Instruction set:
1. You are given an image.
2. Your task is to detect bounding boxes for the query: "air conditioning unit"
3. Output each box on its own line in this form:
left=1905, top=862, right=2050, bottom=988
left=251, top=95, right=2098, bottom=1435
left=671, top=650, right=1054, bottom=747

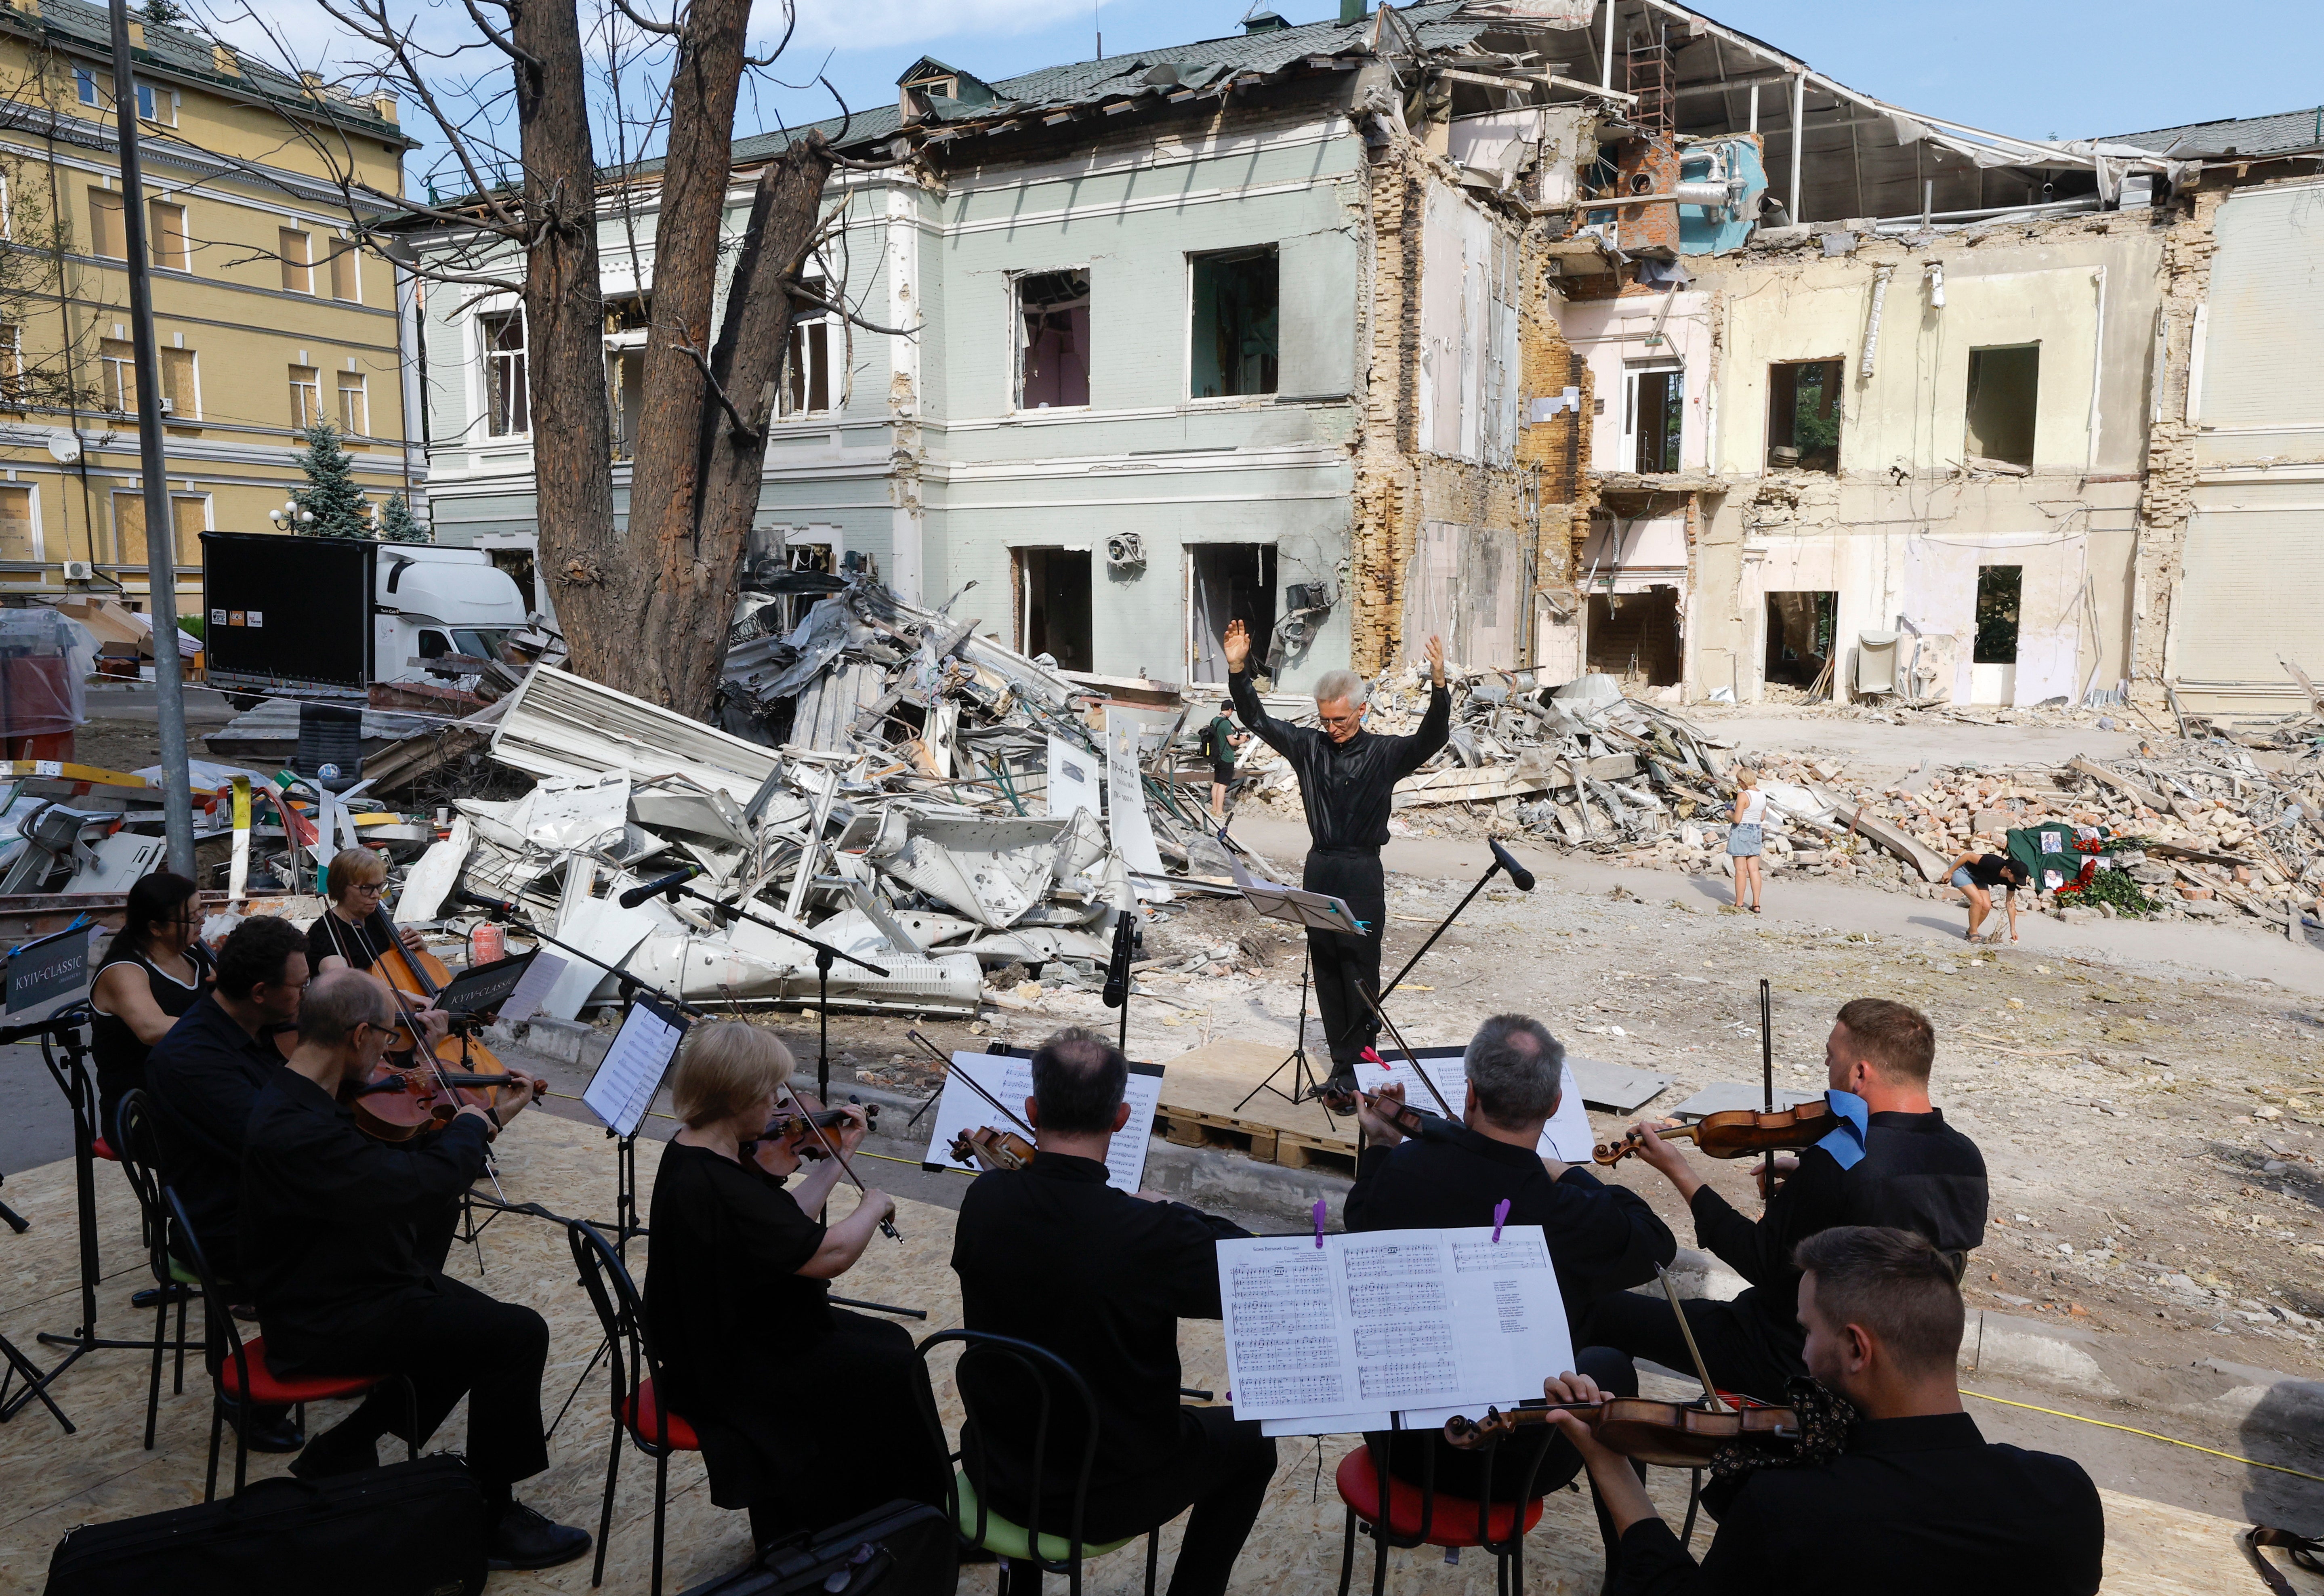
left=62, top=561, right=95, bottom=580
left=1105, top=532, right=1146, bottom=569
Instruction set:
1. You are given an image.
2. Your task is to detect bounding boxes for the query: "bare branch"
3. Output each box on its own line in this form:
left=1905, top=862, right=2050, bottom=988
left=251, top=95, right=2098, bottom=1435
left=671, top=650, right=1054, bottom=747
left=609, top=0, right=684, bottom=35
left=675, top=341, right=764, bottom=444
left=742, top=0, right=796, bottom=67
left=462, top=0, right=544, bottom=69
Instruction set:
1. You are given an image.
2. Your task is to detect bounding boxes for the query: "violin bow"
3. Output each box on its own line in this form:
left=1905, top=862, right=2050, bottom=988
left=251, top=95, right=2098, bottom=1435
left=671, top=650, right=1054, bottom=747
left=1759, top=977, right=1775, bottom=1193
left=1657, top=1263, right=1729, bottom=1413
left=778, top=1087, right=902, bottom=1243
left=1349, top=981, right=1461, bottom=1119
left=904, top=1029, right=1037, bottom=1140
left=347, top=913, right=512, bottom=1204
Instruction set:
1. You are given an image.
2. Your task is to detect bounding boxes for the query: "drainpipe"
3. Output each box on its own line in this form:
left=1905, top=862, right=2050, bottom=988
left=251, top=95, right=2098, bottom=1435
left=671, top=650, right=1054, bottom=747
left=1860, top=265, right=1894, bottom=381
left=1788, top=72, right=1804, bottom=223
left=1600, top=0, right=1616, bottom=90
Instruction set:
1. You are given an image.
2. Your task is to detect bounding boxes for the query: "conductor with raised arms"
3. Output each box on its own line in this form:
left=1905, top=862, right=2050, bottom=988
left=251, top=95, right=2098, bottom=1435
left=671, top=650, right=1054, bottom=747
left=1223, top=620, right=1449, bottom=1098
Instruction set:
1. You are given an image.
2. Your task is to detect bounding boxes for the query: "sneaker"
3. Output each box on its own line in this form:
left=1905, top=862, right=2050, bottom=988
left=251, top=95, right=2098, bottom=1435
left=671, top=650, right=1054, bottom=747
left=487, top=1502, right=592, bottom=1571
left=289, top=1425, right=376, bottom=1478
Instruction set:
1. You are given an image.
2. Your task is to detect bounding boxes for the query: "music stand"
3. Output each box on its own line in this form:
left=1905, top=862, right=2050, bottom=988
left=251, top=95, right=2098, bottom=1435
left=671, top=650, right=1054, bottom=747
left=1223, top=849, right=1364, bottom=1115
left=580, top=995, right=692, bottom=1257
left=1233, top=952, right=1338, bottom=1126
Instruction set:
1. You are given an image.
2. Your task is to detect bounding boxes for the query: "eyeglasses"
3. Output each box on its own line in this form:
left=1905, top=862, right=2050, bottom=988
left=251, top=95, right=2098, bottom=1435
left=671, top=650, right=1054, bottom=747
left=1318, top=712, right=1363, bottom=731
left=348, top=881, right=385, bottom=897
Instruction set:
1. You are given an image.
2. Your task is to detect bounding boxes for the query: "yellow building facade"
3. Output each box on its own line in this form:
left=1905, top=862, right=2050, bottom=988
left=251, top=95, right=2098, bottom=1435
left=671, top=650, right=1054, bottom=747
left=0, top=0, right=416, bottom=612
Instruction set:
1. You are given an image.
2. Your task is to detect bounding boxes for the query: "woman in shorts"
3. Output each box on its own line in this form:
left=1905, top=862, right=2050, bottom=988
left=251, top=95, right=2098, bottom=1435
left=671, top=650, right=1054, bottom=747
left=1727, top=769, right=1768, bottom=914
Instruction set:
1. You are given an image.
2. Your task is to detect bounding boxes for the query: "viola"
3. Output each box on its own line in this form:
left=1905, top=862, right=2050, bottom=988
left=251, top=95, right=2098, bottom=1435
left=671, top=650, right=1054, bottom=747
left=349, top=1067, right=511, bottom=1142
left=1593, top=1096, right=1836, bottom=1168
left=327, top=900, right=516, bottom=1141
left=1443, top=1394, right=1801, bottom=1470
left=1345, top=1087, right=1458, bottom=1144
left=949, top=1125, right=1035, bottom=1171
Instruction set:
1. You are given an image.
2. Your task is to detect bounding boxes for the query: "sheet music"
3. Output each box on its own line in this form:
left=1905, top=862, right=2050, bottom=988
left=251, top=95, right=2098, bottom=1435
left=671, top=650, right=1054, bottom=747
left=499, top=951, right=569, bottom=1025
left=581, top=997, right=689, bottom=1137
left=1374, top=1044, right=1590, bottom=1160
left=920, top=1050, right=1163, bottom=1192
left=1218, top=1225, right=1574, bottom=1434
left=1223, top=847, right=1366, bottom=935
left=1536, top=1064, right=1594, bottom=1162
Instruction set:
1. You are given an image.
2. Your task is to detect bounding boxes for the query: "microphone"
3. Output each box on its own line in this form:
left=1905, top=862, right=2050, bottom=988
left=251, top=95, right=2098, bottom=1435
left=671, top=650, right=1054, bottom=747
left=1489, top=838, right=1536, bottom=892
left=452, top=888, right=522, bottom=918
left=1101, top=911, right=1140, bottom=1008
left=619, top=864, right=704, bottom=909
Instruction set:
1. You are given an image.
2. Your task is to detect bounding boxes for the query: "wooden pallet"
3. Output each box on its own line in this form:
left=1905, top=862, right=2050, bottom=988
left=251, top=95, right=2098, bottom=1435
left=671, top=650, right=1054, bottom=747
left=1154, top=1038, right=1361, bottom=1174
left=1154, top=1103, right=1356, bottom=1174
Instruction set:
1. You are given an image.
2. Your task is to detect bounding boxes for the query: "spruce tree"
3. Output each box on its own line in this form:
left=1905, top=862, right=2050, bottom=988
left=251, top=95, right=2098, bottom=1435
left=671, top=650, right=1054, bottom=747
left=378, top=492, right=427, bottom=544
left=291, top=419, right=371, bottom=538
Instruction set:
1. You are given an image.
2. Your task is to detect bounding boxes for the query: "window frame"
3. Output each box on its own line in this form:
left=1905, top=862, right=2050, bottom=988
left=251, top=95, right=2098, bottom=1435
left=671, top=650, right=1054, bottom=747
left=108, top=489, right=208, bottom=569
left=133, top=80, right=175, bottom=127
left=159, top=344, right=198, bottom=420
left=1011, top=267, right=1093, bottom=413
left=778, top=275, right=838, bottom=418
left=479, top=308, right=529, bottom=437
left=148, top=197, right=188, bottom=271
left=336, top=370, right=368, bottom=437
left=1622, top=357, right=1685, bottom=475
left=1185, top=244, right=1282, bottom=402
left=74, top=67, right=98, bottom=107
left=87, top=187, right=126, bottom=260
left=0, top=479, right=42, bottom=564
left=0, top=321, right=24, bottom=409
left=288, top=363, right=321, bottom=430
left=327, top=239, right=361, bottom=303
left=99, top=337, right=136, bottom=413
left=279, top=227, right=313, bottom=294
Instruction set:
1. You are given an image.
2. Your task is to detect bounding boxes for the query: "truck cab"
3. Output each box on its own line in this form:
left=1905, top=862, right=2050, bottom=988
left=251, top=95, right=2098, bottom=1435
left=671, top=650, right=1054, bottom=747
left=374, top=546, right=528, bottom=686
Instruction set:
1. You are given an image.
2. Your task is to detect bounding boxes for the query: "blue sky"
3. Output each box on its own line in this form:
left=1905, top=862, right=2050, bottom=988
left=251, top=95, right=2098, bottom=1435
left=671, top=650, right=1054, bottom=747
left=762, top=0, right=2324, bottom=146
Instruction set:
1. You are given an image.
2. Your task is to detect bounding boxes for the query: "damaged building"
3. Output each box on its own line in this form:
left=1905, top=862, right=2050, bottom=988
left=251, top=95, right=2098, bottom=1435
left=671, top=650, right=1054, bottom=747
left=410, top=2, right=2307, bottom=719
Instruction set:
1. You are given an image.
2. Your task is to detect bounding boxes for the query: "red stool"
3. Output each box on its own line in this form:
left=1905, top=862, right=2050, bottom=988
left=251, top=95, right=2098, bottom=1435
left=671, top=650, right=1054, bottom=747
left=1334, top=1445, right=1547, bottom=1596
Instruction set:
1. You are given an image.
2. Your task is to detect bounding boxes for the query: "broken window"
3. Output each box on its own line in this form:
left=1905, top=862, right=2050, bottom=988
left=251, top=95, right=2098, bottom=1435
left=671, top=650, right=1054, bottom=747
left=1015, top=269, right=1090, bottom=409
left=481, top=310, right=527, bottom=435
left=783, top=276, right=836, bottom=415
left=1189, top=247, right=1278, bottom=399
left=605, top=292, right=650, bottom=460
left=1014, top=547, right=1093, bottom=672
left=1627, top=361, right=1683, bottom=474
left=1585, top=586, right=1682, bottom=687
left=1187, top=543, right=1277, bottom=682
left=1974, top=565, right=2021, bottom=664
left=1766, top=359, right=1842, bottom=472
left=1965, top=344, right=2038, bottom=470
left=1763, top=591, right=1837, bottom=688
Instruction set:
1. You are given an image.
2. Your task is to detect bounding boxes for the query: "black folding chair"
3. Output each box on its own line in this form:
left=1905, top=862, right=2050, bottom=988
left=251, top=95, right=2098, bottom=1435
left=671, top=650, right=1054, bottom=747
left=916, top=1328, right=1158, bottom=1596
left=111, top=1090, right=203, bottom=1449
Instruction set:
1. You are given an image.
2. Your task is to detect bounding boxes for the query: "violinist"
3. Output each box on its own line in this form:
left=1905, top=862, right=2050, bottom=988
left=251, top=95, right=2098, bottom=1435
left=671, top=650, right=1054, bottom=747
left=643, top=1022, right=946, bottom=1549
left=1583, top=999, right=1987, bottom=1405
left=90, top=871, right=211, bottom=1143
left=237, top=972, right=588, bottom=1571
left=1345, top=1014, right=1670, bottom=1568
left=308, top=846, right=428, bottom=974
left=950, top=1028, right=1277, bottom=1596
left=1549, top=1226, right=2102, bottom=1594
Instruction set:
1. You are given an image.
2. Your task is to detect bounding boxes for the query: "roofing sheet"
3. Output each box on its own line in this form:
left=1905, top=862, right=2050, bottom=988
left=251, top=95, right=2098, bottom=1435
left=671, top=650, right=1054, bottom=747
left=2105, top=107, right=2324, bottom=160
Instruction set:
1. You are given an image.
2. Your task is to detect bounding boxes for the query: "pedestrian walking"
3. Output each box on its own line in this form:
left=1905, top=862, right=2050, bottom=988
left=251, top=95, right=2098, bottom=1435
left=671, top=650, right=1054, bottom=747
left=1728, top=769, right=1768, bottom=914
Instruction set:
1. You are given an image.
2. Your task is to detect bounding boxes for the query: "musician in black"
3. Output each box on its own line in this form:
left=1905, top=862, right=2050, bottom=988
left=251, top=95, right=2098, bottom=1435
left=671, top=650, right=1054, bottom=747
left=1549, top=1226, right=2103, bottom=1594
left=91, top=870, right=212, bottom=1143
left=950, top=1028, right=1276, bottom=1596
left=1348, top=1013, right=1673, bottom=1527
left=308, top=846, right=428, bottom=974
left=1583, top=999, right=1987, bottom=1404
left=238, top=971, right=588, bottom=1570
left=644, top=1021, right=946, bottom=1548
left=1223, top=620, right=1448, bottom=1096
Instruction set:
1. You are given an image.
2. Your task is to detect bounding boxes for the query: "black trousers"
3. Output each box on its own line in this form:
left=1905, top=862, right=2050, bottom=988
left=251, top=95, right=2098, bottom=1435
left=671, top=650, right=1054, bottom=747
left=740, top=1313, right=950, bottom=1545
left=298, top=1274, right=551, bottom=1492
left=1373, top=1344, right=1639, bottom=1505
left=1581, top=1289, right=1804, bottom=1406
left=1077, top=1407, right=1277, bottom=1596
left=1303, top=849, right=1386, bottom=1076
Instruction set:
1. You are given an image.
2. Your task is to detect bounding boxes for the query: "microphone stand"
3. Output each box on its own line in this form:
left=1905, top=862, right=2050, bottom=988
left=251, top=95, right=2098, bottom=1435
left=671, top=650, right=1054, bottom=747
left=1380, top=842, right=1532, bottom=1002
left=662, top=882, right=889, bottom=1102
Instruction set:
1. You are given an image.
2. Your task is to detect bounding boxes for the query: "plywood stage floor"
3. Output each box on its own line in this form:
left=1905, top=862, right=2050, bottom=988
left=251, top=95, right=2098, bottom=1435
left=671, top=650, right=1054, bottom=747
left=0, top=1113, right=2304, bottom=1594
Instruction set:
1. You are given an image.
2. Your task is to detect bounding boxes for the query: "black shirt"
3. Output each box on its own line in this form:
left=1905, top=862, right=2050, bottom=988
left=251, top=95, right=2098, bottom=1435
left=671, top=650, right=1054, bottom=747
left=308, top=907, right=398, bottom=973
left=92, top=940, right=213, bottom=1133
left=146, top=992, right=287, bottom=1277
left=646, top=1141, right=830, bottom=1400
left=1616, top=1411, right=2103, bottom=1594
left=1347, top=1121, right=1675, bottom=1312
left=951, top=1152, right=1248, bottom=1500
left=1228, top=668, right=1450, bottom=852
left=1691, top=1109, right=1988, bottom=1366
left=1961, top=855, right=2018, bottom=890
left=238, top=1069, right=491, bottom=1371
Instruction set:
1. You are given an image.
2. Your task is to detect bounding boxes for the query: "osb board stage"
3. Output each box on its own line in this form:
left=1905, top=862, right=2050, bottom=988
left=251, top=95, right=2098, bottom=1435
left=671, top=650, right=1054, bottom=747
left=0, top=1113, right=2292, bottom=1594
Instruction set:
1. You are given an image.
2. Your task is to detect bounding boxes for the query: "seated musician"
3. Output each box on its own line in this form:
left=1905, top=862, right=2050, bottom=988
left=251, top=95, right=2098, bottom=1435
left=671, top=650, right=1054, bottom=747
left=238, top=971, right=589, bottom=1570
left=1584, top=999, right=1987, bottom=1405
left=91, top=870, right=212, bottom=1143
left=644, top=1021, right=946, bottom=1548
left=309, top=846, right=428, bottom=974
left=950, top=1028, right=1277, bottom=1596
left=1549, top=1226, right=2103, bottom=1594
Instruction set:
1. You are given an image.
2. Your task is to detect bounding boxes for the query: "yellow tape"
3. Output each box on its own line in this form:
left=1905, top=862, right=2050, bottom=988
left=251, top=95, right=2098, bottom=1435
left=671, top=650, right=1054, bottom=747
left=1961, top=1390, right=2324, bottom=1483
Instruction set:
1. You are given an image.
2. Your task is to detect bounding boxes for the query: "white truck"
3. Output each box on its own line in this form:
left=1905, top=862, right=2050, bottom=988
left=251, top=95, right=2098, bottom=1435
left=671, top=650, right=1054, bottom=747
left=200, top=530, right=529, bottom=699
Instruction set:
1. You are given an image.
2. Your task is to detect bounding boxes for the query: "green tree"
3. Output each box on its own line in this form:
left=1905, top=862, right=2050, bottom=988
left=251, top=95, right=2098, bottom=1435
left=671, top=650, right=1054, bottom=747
left=378, top=491, right=427, bottom=544
left=289, top=419, right=371, bottom=538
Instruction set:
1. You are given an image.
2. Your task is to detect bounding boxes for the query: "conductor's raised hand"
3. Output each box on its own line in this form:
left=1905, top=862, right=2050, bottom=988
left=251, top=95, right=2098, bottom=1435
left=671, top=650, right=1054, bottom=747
left=1425, top=634, right=1446, bottom=687
left=1223, top=619, right=1251, bottom=672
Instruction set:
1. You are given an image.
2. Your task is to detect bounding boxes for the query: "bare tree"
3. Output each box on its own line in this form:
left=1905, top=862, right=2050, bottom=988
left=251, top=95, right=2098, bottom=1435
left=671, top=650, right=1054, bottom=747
left=204, top=0, right=878, bottom=713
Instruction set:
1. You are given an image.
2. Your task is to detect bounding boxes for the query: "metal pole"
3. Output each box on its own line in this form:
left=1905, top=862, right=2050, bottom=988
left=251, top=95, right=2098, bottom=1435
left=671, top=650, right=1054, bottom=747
left=1599, top=0, right=1616, bottom=89
left=1788, top=72, right=1805, bottom=225
left=106, top=0, right=195, bottom=876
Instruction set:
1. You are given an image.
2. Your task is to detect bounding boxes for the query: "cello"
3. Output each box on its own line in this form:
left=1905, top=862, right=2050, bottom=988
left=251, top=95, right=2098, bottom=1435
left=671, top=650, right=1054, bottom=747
left=321, top=897, right=516, bottom=1141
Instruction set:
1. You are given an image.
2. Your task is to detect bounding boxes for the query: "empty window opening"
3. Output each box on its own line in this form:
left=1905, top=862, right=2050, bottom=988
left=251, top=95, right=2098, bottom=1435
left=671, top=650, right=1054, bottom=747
left=1015, top=547, right=1093, bottom=672
left=1015, top=269, right=1090, bottom=410
left=1628, top=362, right=1683, bottom=474
left=1974, top=565, right=2021, bottom=664
left=604, top=292, right=649, bottom=458
left=1190, top=247, right=1279, bottom=399
left=1965, top=344, right=2038, bottom=470
left=1763, top=591, right=1836, bottom=689
left=1187, top=543, right=1277, bottom=683
left=782, top=277, right=835, bottom=415
left=1586, top=586, right=1681, bottom=687
left=1766, top=359, right=1842, bottom=472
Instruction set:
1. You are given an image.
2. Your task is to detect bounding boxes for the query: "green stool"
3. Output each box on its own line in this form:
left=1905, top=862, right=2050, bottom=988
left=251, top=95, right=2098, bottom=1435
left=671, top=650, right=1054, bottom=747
left=951, top=1470, right=1158, bottom=1595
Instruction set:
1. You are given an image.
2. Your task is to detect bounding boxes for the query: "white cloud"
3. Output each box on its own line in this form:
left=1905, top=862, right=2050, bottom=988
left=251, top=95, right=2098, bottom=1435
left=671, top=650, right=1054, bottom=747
left=787, top=0, right=1095, bottom=55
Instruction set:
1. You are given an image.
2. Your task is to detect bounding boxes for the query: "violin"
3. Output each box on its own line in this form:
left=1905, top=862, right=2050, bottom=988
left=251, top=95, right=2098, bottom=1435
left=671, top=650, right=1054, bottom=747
left=1442, top=1393, right=1801, bottom=1470
left=349, top=1067, right=511, bottom=1142
left=1593, top=1096, right=1836, bottom=1168
left=949, top=1125, right=1035, bottom=1171
left=745, top=1095, right=878, bottom=1168
left=328, top=898, right=516, bottom=1142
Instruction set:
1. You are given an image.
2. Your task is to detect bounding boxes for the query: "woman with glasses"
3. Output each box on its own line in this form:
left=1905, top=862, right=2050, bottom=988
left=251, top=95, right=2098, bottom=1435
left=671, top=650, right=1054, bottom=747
left=91, top=870, right=213, bottom=1141
left=308, top=846, right=428, bottom=974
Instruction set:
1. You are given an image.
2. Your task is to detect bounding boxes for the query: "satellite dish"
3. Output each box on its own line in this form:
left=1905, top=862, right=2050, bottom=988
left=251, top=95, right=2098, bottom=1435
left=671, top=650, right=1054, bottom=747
left=46, top=432, right=81, bottom=465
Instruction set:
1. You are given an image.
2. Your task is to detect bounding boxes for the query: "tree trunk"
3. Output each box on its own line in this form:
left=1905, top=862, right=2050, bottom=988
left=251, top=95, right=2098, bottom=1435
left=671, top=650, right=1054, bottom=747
left=512, top=0, right=617, bottom=676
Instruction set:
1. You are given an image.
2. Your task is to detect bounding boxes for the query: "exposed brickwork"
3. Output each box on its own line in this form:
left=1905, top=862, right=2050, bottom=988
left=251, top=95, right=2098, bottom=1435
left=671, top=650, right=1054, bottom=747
left=2131, top=185, right=2225, bottom=701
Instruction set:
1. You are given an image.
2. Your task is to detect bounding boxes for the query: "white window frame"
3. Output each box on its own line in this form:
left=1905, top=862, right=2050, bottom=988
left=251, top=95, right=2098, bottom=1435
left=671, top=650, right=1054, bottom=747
left=108, top=489, right=207, bottom=568
left=133, top=80, right=175, bottom=127
left=0, top=321, right=23, bottom=407
left=0, top=168, right=13, bottom=243
left=778, top=274, right=838, bottom=418
left=1622, top=357, right=1685, bottom=475
left=337, top=370, right=368, bottom=437
left=99, top=338, right=134, bottom=413
left=148, top=196, right=187, bottom=271
left=289, top=363, right=321, bottom=429
left=279, top=227, right=313, bottom=294
left=479, top=307, right=529, bottom=437
left=74, top=67, right=98, bottom=107
left=159, top=344, right=200, bottom=420
left=0, top=478, right=44, bottom=563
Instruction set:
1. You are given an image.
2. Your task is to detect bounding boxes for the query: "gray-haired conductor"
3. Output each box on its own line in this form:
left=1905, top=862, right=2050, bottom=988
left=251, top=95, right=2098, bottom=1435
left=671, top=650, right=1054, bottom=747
left=1222, top=620, right=1447, bottom=1097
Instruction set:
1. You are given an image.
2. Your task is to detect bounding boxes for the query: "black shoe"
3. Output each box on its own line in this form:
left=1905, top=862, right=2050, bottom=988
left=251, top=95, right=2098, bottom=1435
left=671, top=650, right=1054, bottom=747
left=223, top=1397, right=305, bottom=1454
left=487, top=1502, right=592, bottom=1571
left=289, top=1425, right=376, bottom=1478
left=131, top=1283, right=195, bottom=1310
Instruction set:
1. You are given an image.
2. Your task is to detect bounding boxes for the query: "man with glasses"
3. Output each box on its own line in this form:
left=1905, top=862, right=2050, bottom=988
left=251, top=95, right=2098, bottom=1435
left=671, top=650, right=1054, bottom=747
left=1223, top=620, right=1448, bottom=1098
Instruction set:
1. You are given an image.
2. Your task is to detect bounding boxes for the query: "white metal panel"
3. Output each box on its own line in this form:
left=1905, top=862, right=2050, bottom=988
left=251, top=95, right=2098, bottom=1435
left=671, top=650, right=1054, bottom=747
left=2175, top=505, right=2324, bottom=685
